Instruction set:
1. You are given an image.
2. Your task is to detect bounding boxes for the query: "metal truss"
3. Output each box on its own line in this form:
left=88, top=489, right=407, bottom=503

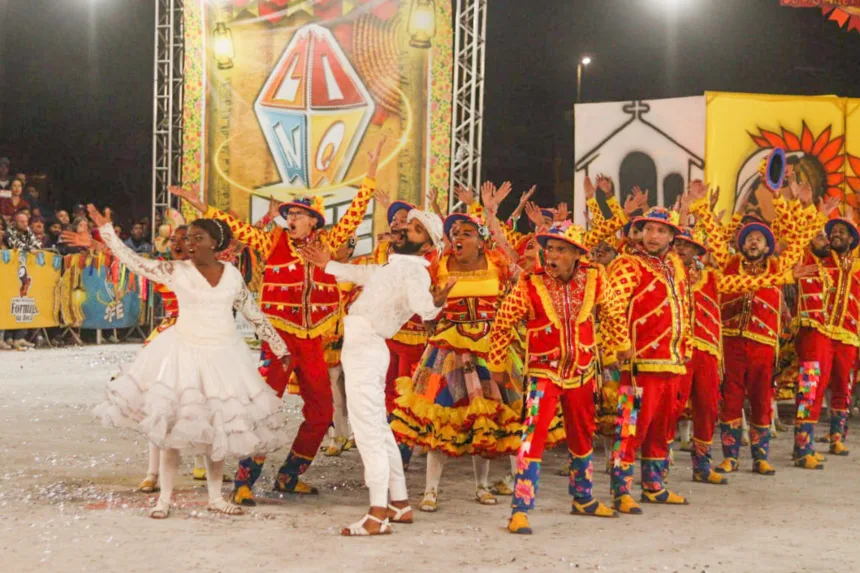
left=448, top=0, right=487, bottom=210
left=152, top=0, right=185, bottom=239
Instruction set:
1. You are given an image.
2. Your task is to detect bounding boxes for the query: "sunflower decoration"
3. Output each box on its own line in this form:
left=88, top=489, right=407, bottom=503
left=822, top=5, right=860, bottom=34
left=744, top=123, right=846, bottom=218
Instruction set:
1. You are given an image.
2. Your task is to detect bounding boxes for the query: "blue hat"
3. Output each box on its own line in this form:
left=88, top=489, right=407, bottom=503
left=444, top=213, right=486, bottom=240
left=675, top=227, right=707, bottom=254
left=825, top=217, right=860, bottom=251
left=633, top=207, right=681, bottom=233
left=387, top=201, right=415, bottom=225
left=737, top=222, right=775, bottom=257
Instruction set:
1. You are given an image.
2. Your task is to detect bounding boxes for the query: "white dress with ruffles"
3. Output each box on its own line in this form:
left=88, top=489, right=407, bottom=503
left=93, top=225, right=289, bottom=461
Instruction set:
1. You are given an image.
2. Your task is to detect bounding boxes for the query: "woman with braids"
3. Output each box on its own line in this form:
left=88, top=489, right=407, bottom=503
left=390, top=213, right=522, bottom=512
left=83, top=205, right=290, bottom=519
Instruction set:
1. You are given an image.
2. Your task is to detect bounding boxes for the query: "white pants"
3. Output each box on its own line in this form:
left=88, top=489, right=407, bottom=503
left=341, top=315, right=408, bottom=508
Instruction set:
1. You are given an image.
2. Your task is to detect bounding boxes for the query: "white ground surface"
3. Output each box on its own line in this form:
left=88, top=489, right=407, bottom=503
left=1, top=344, right=859, bottom=573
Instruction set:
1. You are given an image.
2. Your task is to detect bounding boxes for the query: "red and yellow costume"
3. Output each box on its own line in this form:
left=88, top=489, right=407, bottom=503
left=207, top=178, right=374, bottom=500
left=144, top=283, right=179, bottom=346
left=491, top=224, right=626, bottom=531
left=793, top=225, right=860, bottom=464
left=604, top=208, right=690, bottom=512
left=694, top=196, right=817, bottom=475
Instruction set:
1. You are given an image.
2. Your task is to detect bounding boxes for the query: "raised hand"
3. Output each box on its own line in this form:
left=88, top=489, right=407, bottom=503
left=367, top=135, right=388, bottom=179
left=818, top=192, right=840, bottom=216
left=87, top=204, right=112, bottom=228
left=432, top=278, right=457, bottom=307
left=298, top=241, right=332, bottom=269
left=709, top=185, right=720, bottom=212
left=495, top=181, right=513, bottom=206
left=267, top=195, right=280, bottom=220
left=427, top=187, right=443, bottom=217
left=480, top=181, right=498, bottom=214
left=518, top=185, right=536, bottom=206
left=454, top=185, right=476, bottom=207
left=583, top=176, right=596, bottom=201
left=688, top=179, right=708, bottom=202
left=373, top=187, right=392, bottom=211
left=60, top=229, right=93, bottom=248
left=524, top=201, right=544, bottom=227
left=596, top=174, right=614, bottom=197
left=795, top=181, right=814, bottom=208
left=632, top=186, right=650, bottom=211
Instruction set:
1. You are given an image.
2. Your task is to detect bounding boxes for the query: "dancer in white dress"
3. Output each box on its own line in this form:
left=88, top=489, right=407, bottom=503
left=87, top=205, right=290, bottom=518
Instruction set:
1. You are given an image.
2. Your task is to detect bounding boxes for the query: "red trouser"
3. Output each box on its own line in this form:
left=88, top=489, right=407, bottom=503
left=675, top=349, right=721, bottom=443
left=720, top=336, right=775, bottom=426
left=524, top=378, right=596, bottom=458
left=384, top=339, right=425, bottom=415
left=795, top=327, right=857, bottom=421
left=620, top=371, right=679, bottom=462
left=261, top=331, right=333, bottom=459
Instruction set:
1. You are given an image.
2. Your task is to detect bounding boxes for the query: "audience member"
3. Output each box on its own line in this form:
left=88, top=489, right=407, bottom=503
left=0, top=158, right=10, bottom=191
left=6, top=210, right=42, bottom=251
left=30, top=216, right=52, bottom=249
left=55, top=210, right=71, bottom=226
left=124, top=221, right=152, bottom=254
left=48, top=220, right=63, bottom=245
left=0, top=179, right=30, bottom=220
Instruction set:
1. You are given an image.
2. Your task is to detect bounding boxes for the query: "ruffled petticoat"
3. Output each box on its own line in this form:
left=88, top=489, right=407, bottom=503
left=94, top=328, right=288, bottom=462
left=390, top=344, right=523, bottom=458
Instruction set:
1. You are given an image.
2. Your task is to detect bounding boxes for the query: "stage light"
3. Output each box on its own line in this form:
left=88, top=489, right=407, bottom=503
left=213, top=22, right=234, bottom=70
left=581, top=56, right=592, bottom=66
left=408, top=0, right=436, bottom=49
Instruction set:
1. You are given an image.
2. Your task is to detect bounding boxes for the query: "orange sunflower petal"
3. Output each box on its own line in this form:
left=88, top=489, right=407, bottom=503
left=818, top=136, right=844, bottom=164
left=781, top=128, right=801, bottom=151
left=827, top=187, right=845, bottom=200
left=801, top=123, right=815, bottom=152
left=828, top=172, right=846, bottom=186
left=811, top=127, right=833, bottom=156
left=749, top=133, right=770, bottom=149
left=849, top=155, right=860, bottom=176
left=848, top=176, right=860, bottom=192
left=760, top=129, right=787, bottom=149
left=824, top=155, right=846, bottom=174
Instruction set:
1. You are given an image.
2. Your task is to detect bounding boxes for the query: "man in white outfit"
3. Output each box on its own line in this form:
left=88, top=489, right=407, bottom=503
left=301, top=209, right=454, bottom=537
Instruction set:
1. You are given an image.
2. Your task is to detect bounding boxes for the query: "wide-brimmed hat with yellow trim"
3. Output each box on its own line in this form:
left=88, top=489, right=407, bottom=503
left=675, top=227, right=707, bottom=254
left=279, top=196, right=326, bottom=228
left=537, top=221, right=588, bottom=252
left=633, top=206, right=681, bottom=234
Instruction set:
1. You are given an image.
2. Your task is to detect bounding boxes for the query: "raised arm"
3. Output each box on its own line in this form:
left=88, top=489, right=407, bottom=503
left=87, top=206, right=176, bottom=285
left=487, top=276, right=530, bottom=373
left=233, top=281, right=288, bottom=358
left=601, top=255, right=639, bottom=365
left=324, top=260, right=378, bottom=287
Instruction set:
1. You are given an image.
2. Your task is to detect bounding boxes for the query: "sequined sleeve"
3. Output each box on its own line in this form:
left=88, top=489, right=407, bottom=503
left=234, top=281, right=287, bottom=358
left=601, top=255, right=638, bottom=362
left=595, top=264, right=627, bottom=355
left=99, top=224, right=175, bottom=286
left=204, top=207, right=275, bottom=255
left=585, top=196, right=627, bottom=250
left=324, top=177, right=375, bottom=250
left=487, top=277, right=530, bottom=373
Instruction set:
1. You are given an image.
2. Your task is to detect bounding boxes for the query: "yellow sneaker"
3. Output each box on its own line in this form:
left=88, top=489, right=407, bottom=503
left=489, top=475, right=513, bottom=496
left=793, top=455, right=824, bottom=470
left=231, top=485, right=257, bottom=507
left=640, top=488, right=688, bottom=505
left=323, top=437, right=347, bottom=457
left=714, top=458, right=739, bottom=474
left=753, top=460, right=777, bottom=475
left=830, top=442, right=850, bottom=456
left=273, top=479, right=319, bottom=495
left=192, top=467, right=207, bottom=481
left=571, top=498, right=618, bottom=518
left=693, top=469, right=728, bottom=485
left=613, top=494, right=643, bottom=515
left=508, top=512, right=532, bottom=535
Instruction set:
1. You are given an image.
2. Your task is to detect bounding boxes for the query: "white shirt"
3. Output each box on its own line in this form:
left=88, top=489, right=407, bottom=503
left=325, top=254, right=443, bottom=339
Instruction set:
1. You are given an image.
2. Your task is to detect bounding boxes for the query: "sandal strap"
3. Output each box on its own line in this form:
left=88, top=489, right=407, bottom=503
left=345, top=514, right=390, bottom=536
left=387, top=504, right=413, bottom=519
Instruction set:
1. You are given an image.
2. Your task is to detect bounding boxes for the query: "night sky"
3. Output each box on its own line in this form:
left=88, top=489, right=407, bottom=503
left=1, top=0, right=859, bottom=221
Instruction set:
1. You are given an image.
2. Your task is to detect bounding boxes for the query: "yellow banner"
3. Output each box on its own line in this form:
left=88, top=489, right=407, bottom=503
left=705, top=91, right=846, bottom=223
left=0, top=250, right=61, bottom=330
left=845, top=99, right=860, bottom=218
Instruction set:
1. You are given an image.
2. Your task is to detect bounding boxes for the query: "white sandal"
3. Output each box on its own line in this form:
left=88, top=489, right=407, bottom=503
left=475, top=487, right=498, bottom=505
left=341, top=514, right=392, bottom=536
left=208, top=499, right=244, bottom=516
left=388, top=504, right=413, bottom=523
left=148, top=499, right=171, bottom=519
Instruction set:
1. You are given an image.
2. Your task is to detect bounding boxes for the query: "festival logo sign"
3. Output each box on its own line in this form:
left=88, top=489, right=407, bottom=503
left=0, top=249, right=61, bottom=330
left=11, top=251, right=38, bottom=323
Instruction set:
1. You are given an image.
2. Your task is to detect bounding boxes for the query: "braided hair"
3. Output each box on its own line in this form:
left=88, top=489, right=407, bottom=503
left=190, top=218, right=233, bottom=252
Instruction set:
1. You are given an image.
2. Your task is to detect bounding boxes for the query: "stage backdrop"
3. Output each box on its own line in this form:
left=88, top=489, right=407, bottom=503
left=181, top=0, right=453, bottom=256
left=704, top=92, right=855, bottom=223
left=573, top=96, right=705, bottom=225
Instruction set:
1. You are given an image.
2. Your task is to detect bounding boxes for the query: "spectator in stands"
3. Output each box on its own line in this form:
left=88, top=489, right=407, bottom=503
left=30, top=216, right=52, bottom=249
left=72, top=204, right=87, bottom=221
left=0, top=158, right=10, bottom=191
left=48, top=220, right=63, bottom=245
left=23, top=185, right=41, bottom=210
left=55, top=209, right=71, bottom=226
left=6, top=210, right=42, bottom=251
left=0, top=179, right=30, bottom=221
left=113, top=223, right=125, bottom=240
left=14, top=172, right=27, bottom=188
left=124, top=221, right=152, bottom=254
